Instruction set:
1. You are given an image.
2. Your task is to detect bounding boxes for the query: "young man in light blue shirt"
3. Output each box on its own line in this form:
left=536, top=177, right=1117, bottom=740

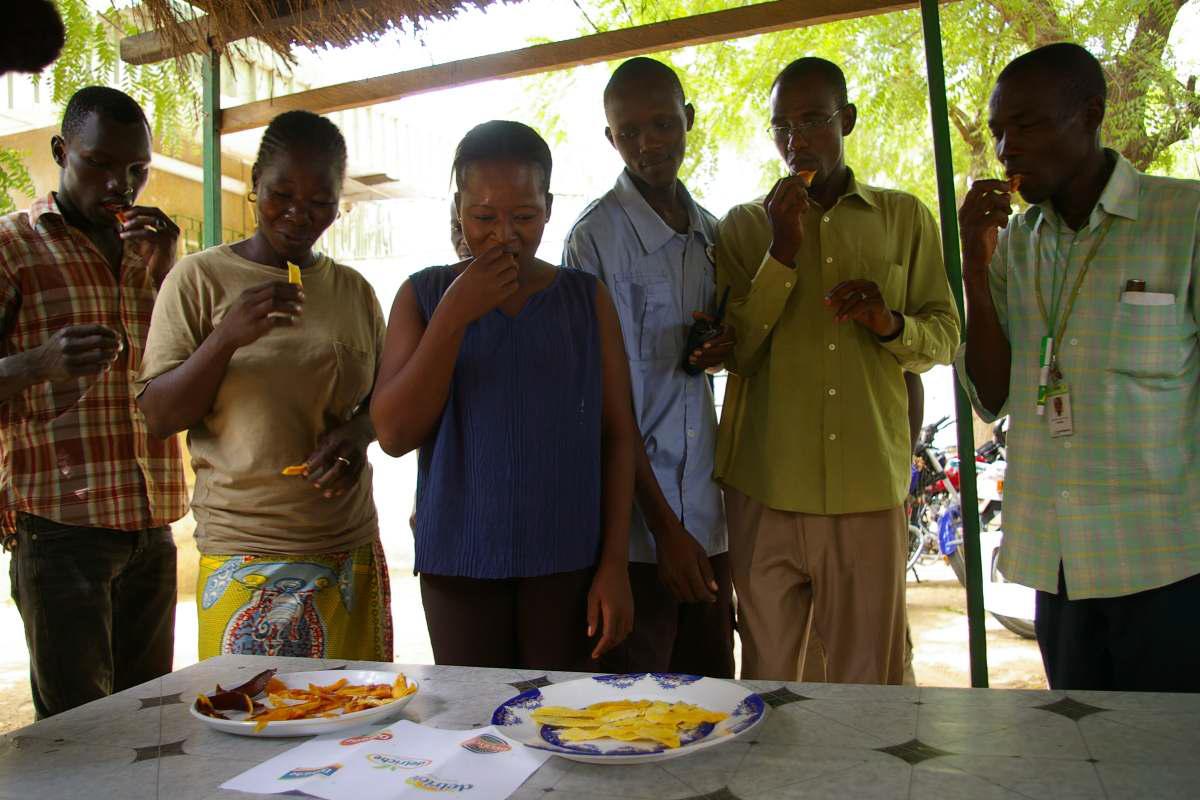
left=564, top=58, right=735, bottom=677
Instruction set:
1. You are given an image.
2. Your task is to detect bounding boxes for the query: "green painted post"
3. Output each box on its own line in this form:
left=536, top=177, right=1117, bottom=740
left=918, top=0, right=989, bottom=687
left=202, top=50, right=222, bottom=249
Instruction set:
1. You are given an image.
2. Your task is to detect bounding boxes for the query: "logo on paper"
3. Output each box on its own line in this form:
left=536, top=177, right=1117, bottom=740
left=405, top=774, right=474, bottom=793
left=341, top=731, right=395, bottom=746
left=460, top=733, right=511, bottom=754
left=280, top=763, right=342, bottom=779
left=366, top=753, right=433, bottom=771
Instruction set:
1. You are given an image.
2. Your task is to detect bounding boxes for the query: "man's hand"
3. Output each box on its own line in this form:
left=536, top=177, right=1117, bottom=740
left=685, top=311, right=735, bottom=372
left=824, top=280, right=901, bottom=338
left=118, top=205, right=181, bottom=283
left=764, top=175, right=811, bottom=266
left=656, top=524, right=718, bottom=604
left=215, top=281, right=304, bottom=350
left=302, top=421, right=371, bottom=499
left=959, top=179, right=1012, bottom=280
left=34, top=324, right=122, bottom=382
left=586, top=558, right=634, bottom=661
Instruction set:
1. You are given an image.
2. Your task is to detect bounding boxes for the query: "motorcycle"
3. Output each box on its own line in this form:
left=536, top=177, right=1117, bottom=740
left=907, top=416, right=1036, bottom=640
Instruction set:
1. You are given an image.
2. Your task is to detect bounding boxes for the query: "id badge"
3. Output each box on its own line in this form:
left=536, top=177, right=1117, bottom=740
left=1047, top=384, right=1074, bottom=438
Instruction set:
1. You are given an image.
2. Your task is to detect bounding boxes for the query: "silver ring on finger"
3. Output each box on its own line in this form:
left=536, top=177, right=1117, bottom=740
left=335, top=456, right=351, bottom=467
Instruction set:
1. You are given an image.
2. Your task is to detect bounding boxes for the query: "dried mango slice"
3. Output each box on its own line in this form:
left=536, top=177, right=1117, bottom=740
left=796, top=169, right=817, bottom=187
left=281, top=464, right=307, bottom=476
left=1008, top=174, right=1023, bottom=193
left=535, top=699, right=728, bottom=749
left=287, top=262, right=303, bottom=286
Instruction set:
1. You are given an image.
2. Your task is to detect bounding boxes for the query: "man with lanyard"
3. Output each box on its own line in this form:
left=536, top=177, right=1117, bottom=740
left=0, top=87, right=187, bottom=716
left=716, top=57, right=959, bottom=683
left=564, top=57, right=735, bottom=677
left=958, top=42, right=1200, bottom=691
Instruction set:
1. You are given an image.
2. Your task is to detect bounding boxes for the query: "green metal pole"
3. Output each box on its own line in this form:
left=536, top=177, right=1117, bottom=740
left=918, top=0, right=989, bottom=688
left=202, top=50, right=222, bottom=249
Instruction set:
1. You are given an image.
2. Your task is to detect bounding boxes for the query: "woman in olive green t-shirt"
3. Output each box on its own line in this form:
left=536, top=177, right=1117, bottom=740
left=137, top=111, right=391, bottom=661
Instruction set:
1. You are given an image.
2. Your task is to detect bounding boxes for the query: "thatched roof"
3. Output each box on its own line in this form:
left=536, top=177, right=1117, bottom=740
left=129, top=0, right=507, bottom=64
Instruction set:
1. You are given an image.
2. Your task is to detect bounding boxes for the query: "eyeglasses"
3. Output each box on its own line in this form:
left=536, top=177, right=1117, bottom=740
left=767, top=107, right=848, bottom=141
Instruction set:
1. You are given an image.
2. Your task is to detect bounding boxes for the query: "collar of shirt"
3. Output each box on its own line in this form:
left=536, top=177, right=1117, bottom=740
left=28, top=192, right=147, bottom=273
left=28, top=192, right=62, bottom=227
left=837, top=169, right=882, bottom=212
left=613, top=169, right=713, bottom=255
left=1025, top=150, right=1141, bottom=234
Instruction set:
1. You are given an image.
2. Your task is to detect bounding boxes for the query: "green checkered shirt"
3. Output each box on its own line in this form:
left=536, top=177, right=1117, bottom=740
left=957, top=152, right=1200, bottom=599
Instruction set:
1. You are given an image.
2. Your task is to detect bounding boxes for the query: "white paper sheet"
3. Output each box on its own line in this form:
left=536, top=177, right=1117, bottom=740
left=221, top=720, right=551, bottom=800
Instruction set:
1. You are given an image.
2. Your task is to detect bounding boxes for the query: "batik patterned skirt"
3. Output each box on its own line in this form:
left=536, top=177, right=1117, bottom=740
left=196, top=538, right=392, bottom=661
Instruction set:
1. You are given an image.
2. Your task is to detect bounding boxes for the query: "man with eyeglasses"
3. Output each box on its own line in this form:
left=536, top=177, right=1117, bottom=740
left=715, top=57, right=958, bottom=684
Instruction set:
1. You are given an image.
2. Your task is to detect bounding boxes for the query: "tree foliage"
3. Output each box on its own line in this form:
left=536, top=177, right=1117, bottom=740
left=541, top=0, right=1199, bottom=209
left=0, top=0, right=199, bottom=213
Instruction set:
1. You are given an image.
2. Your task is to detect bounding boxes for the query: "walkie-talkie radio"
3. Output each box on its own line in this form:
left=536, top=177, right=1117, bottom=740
left=681, top=285, right=731, bottom=375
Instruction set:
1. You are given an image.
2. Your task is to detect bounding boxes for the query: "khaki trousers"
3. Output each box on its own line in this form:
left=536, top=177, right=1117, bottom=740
left=726, top=488, right=907, bottom=684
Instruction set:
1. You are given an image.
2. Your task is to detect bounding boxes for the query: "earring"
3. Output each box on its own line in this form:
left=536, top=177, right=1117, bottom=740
left=247, top=191, right=258, bottom=202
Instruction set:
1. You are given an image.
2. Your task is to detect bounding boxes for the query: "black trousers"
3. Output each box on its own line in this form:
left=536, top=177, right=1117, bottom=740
left=598, top=553, right=735, bottom=678
left=420, top=568, right=595, bottom=672
left=1035, top=563, right=1200, bottom=692
left=9, top=513, right=176, bottom=718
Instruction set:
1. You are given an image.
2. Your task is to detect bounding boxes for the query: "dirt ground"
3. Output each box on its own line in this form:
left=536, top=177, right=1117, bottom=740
left=0, top=527, right=1044, bottom=735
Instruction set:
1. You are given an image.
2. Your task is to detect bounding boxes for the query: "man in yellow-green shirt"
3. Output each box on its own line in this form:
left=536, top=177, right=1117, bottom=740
left=715, top=58, right=959, bottom=684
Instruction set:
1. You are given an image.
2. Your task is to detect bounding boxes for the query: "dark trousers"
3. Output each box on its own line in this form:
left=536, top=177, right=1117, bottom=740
left=1036, top=564, right=1200, bottom=692
left=9, top=513, right=176, bottom=719
left=420, top=568, right=594, bottom=671
left=598, top=553, right=735, bottom=678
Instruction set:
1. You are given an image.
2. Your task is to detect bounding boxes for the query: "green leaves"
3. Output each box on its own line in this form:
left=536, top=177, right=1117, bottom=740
left=537, top=0, right=1198, bottom=209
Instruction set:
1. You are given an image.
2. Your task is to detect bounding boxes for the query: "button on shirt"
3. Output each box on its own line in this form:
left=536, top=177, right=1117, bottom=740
left=0, top=194, right=188, bottom=532
left=955, top=152, right=1200, bottom=599
left=716, top=174, right=959, bottom=514
left=563, top=170, right=726, bottom=564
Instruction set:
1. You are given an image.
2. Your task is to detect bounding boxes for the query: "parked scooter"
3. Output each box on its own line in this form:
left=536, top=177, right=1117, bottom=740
left=907, top=416, right=1035, bottom=639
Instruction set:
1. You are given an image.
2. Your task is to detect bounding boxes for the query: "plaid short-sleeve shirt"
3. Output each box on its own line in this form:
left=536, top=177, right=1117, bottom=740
left=956, top=154, right=1200, bottom=599
left=0, top=194, right=187, bottom=532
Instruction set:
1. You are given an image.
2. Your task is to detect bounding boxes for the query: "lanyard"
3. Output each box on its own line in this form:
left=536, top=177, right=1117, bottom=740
left=1032, top=214, right=1115, bottom=413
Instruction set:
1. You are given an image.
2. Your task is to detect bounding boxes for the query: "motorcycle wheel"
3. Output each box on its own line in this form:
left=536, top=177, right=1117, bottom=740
left=906, top=524, right=923, bottom=571
left=989, top=549, right=1037, bottom=640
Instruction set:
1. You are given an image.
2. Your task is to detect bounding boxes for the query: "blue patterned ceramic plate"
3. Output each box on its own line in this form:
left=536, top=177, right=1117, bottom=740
left=491, top=673, right=766, bottom=764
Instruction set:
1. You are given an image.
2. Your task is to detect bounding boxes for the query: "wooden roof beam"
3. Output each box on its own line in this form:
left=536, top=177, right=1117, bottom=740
left=218, top=0, right=923, bottom=133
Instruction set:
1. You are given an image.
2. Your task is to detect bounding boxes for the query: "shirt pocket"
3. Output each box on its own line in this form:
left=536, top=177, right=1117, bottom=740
left=1108, top=302, right=1188, bottom=379
left=612, top=274, right=678, bottom=361
left=331, top=341, right=376, bottom=420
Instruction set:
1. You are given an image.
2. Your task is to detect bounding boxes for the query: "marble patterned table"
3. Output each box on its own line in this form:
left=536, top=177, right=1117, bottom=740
left=1, top=654, right=1198, bottom=799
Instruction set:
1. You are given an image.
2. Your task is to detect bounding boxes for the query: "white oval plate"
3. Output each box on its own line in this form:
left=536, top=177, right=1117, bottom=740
left=189, top=669, right=418, bottom=738
left=491, top=673, right=766, bottom=764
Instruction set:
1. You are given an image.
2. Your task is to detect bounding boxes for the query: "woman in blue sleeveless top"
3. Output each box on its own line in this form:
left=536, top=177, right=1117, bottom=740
left=372, top=121, right=636, bottom=670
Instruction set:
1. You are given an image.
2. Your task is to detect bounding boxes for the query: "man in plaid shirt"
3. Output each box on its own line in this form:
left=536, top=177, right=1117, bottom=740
left=958, top=44, right=1200, bottom=691
left=0, top=87, right=187, bottom=717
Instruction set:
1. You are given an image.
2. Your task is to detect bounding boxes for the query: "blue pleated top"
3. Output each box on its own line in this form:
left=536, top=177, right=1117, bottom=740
left=409, top=265, right=604, bottom=579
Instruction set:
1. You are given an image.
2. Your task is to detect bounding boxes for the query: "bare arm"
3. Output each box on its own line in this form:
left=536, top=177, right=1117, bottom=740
left=371, top=247, right=518, bottom=456
left=369, top=281, right=468, bottom=457
left=587, top=280, right=637, bottom=660
left=138, top=281, right=303, bottom=439
left=960, top=179, right=1014, bottom=416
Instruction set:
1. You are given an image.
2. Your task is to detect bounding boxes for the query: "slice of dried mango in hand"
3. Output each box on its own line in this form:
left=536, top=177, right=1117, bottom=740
left=287, top=262, right=303, bottom=286
left=796, top=170, right=817, bottom=187
left=1008, top=174, right=1023, bottom=192
left=281, top=464, right=307, bottom=476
